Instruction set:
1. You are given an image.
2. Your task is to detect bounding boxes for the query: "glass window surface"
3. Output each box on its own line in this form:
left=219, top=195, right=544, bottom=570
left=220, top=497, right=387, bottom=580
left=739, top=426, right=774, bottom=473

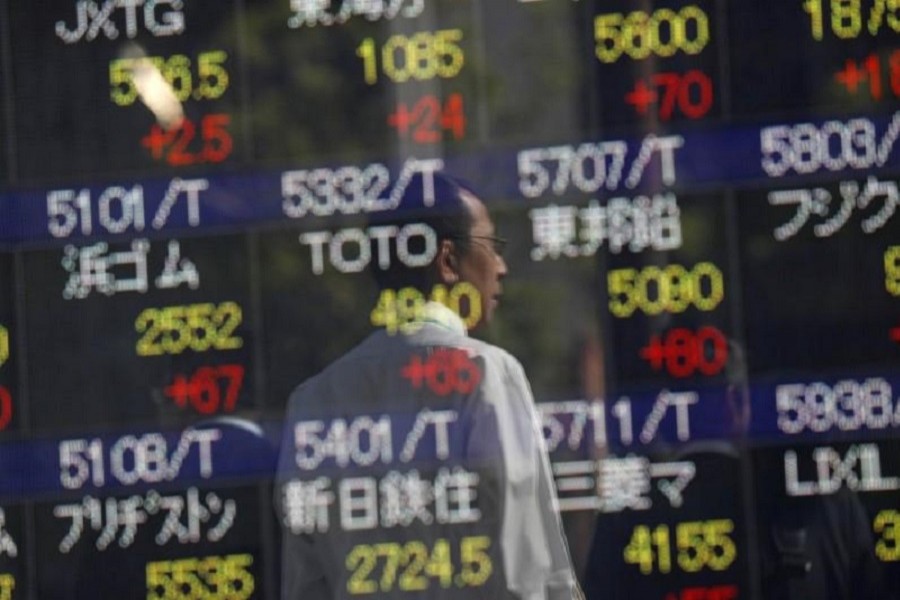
left=0, top=0, right=898, bottom=598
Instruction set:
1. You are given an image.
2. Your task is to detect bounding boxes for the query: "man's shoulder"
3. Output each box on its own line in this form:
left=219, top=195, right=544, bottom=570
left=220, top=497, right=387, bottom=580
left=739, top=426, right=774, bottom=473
left=469, top=337, right=524, bottom=376
left=286, top=331, right=386, bottom=396
left=412, top=326, right=524, bottom=371
left=351, top=323, right=516, bottom=361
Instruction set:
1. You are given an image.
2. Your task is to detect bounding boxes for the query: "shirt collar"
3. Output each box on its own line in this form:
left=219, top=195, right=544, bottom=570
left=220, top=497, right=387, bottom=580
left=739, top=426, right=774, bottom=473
left=417, top=301, right=467, bottom=336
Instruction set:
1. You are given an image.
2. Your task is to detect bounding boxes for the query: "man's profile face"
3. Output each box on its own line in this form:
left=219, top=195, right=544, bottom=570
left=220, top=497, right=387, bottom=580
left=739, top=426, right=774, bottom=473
left=456, top=191, right=508, bottom=330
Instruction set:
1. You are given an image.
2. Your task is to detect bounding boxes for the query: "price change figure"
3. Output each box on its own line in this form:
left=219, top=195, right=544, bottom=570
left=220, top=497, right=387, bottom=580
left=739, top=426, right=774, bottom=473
left=275, top=172, right=582, bottom=599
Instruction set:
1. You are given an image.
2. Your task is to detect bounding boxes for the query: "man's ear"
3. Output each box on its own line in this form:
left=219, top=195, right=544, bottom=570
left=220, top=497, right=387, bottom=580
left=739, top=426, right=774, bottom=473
left=435, top=239, right=460, bottom=284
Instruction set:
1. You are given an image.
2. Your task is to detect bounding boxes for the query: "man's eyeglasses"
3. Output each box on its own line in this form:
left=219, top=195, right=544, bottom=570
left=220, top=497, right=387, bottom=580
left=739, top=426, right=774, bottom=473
left=449, top=235, right=508, bottom=256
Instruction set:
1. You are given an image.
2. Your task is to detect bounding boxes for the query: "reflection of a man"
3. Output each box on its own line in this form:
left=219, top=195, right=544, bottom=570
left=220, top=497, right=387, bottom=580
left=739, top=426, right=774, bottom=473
left=275, top=172, right=581, bottom=599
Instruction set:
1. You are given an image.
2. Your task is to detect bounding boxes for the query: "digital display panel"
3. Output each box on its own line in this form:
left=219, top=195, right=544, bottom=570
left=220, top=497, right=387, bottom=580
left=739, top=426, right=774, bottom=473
left=1, top=0, right=899, bottom=598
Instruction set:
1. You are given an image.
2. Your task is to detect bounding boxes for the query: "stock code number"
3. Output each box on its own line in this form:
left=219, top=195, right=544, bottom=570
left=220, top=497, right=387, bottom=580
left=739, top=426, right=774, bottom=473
left=346, top=537, right=492, bottom=594
left=624, top=520, right=736, bottom=575
left=146, top=554, right=254, bottom=599
left=759, top=118, right=885, bottom=177
left=135, top=302, right=243, bottom=357
left=776, top=378, right=900, bottom=434
left=371, top=283, right=481, bottom=334
left=608, top=263, right=724, bottom=318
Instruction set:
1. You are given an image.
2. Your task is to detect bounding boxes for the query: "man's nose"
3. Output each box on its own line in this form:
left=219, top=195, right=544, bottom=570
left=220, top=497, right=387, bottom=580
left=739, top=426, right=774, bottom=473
left=496, top=253, right=508, bottom=276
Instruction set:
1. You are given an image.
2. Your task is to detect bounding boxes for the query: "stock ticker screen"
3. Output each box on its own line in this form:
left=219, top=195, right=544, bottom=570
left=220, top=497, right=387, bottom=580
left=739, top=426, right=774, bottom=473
left=0, top=0, right=899, bottom=598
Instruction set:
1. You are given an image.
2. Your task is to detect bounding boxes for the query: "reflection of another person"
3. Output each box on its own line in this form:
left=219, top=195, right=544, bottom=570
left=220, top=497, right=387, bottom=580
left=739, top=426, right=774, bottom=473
left=723, top=342, right=894, bottom=600
left=726, top=345, right=895, bottom=600
left=721, top=342, right=893, bottom=600
left=687, top=340, right=893, bottom=600
left=583, top=340, right=894, bottom=600
left=276, top=173, right=581, bottom=599
left=758, top=484, right=893, bottom=600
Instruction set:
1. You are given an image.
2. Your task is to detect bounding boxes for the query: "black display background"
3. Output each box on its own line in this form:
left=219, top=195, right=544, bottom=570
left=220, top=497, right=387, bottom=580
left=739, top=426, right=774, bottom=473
left=752, top=440, right=900, bottom=599
left=728, top=0, right=898, bottom=119
left=8, top=0, right=244, bottom=184
left=600, top=191, right=735, bottom=392
left=737, top=180, right=900, bottom=377
left=0, top=503, right=26, bottom=599
left=584, top=450, right=752, bottom=600
left=0, top=252, right=18, bottom=436
left=0, top=1, right=898, bottom=598
left=33, top=483, right=268, bottom=599
left=243, top=0, right=480, bottom=167
left=589, top=0, right=722, bottom=131
left=22, top=234, right=255, bottom=433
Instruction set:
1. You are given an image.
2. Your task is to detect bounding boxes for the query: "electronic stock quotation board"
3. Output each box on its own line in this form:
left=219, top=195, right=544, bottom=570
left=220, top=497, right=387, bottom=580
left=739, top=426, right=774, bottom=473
left=1, top=0, right=900, bottom=598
